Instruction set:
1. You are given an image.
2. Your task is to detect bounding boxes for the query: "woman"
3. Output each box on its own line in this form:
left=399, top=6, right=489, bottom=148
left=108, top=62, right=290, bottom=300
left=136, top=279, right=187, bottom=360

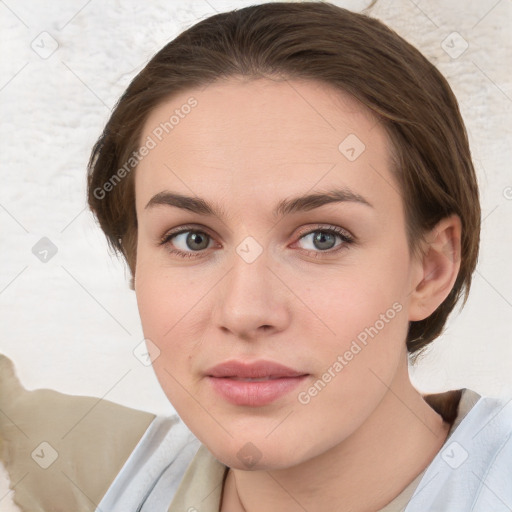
left=2, top=2, right=509, bottom=511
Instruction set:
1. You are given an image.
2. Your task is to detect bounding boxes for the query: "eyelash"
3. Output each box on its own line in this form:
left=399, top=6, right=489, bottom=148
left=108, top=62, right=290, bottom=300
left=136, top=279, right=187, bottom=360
left=158, top=224, right=355, bottom=260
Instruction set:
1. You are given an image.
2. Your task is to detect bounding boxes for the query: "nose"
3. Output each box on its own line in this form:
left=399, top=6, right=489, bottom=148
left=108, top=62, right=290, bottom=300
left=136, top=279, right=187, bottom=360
left=211, top=246, right=291, bottom=341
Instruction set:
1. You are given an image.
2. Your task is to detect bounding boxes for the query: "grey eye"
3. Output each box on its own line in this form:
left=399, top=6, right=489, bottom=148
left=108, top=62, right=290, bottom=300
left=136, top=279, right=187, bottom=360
left=298, top=231, right=342, bottom=251
left=173, top=231, right=211, bottom=251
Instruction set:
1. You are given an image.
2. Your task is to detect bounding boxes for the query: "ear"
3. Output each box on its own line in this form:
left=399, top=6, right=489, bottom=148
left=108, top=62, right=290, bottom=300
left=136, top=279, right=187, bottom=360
left=409, top=214, right=462, bottom=321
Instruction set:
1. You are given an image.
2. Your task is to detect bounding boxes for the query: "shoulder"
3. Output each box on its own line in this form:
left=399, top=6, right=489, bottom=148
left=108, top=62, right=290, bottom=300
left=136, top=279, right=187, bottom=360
left=0, top=353, right=200, bottom=512
left=406, top=390, right=512, bottom=512
left=459, top=392, right=512, bottom=452
left=96, top=413, right=201, bottom=511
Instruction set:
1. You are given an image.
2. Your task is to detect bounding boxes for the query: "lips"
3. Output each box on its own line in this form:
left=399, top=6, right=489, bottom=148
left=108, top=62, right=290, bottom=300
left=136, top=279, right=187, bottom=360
left=205, top=359, right=309, bottom=406
left=205, top=359, right=307, bottom=379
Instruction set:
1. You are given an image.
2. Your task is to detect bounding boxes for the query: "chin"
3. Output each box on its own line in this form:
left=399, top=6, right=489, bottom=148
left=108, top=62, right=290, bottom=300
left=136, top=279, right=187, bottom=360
left=207, top=437, right=305, bottom=472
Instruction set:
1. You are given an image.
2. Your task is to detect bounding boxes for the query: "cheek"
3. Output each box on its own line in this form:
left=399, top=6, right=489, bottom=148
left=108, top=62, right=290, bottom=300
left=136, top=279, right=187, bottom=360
left=309, top=283, right=407, bottom=389
left=134, top=260, right=215, bottom=379
left=136, top=275, right=193, bottom=346
left=134, top=271, right=199, bottom=409
left=302, top=245, right=412, bottom=382
left=311, top=251, right=410, bottom=337
left=135, top=242, right=195, bottom=332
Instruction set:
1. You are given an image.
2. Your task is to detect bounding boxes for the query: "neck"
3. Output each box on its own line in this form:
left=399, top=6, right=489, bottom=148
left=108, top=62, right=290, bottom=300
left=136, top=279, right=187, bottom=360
left=221, top=360, right=452, bottom=512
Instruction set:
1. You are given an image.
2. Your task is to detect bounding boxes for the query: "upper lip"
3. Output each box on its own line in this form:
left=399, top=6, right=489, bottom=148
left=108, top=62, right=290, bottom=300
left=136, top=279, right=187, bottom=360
left=205, top=360, right=308, bottom=378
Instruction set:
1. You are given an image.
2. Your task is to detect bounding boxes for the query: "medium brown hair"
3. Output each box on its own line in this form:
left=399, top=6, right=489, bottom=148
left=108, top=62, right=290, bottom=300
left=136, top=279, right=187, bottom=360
left=87, top=1, right=480, bottom=362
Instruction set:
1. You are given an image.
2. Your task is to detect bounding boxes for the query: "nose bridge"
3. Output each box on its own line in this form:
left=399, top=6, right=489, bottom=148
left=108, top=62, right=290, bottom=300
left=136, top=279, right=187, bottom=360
left=212, top=238, right=289, bottom=336
left=225, top=241, right=272, bottom=311
left=231, top=240, right=269, bottom=296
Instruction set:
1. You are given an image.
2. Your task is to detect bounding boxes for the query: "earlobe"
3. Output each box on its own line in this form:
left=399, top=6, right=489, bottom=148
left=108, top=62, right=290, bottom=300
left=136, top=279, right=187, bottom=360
left=408, top=214, right=462, bottom=322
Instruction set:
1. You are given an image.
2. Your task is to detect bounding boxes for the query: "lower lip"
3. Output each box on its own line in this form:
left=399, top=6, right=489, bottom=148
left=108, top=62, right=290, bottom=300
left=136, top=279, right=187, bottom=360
left=207, top=375, right=308, bottom=406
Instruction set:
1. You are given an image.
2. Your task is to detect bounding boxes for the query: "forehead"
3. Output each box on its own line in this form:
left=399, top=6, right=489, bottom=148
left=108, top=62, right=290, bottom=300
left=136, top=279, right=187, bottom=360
left=135, top=77, right=399, bottom=217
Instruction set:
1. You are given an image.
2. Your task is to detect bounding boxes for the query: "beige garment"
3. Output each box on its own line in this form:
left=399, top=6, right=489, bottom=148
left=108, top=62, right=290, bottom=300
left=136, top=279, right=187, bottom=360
left=168, top=388, right=482, bottom=512
left=0, top=354, right=155, bottom=512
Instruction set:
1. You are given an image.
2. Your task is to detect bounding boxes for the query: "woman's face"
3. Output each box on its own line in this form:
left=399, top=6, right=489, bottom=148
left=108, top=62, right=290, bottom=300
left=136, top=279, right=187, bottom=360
left=133, top=77, right=423, bottom=469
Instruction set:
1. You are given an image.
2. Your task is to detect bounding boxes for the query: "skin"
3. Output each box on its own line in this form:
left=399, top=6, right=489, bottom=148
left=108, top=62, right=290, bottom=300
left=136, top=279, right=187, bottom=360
left=133, top=77, right=461, bottom=511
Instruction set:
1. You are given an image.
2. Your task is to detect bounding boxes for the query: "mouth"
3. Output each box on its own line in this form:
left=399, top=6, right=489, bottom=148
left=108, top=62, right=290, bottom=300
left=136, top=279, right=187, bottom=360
left=220, top=376, right=291, bottom=381
left=205, top=359, right=307, bottom=379
left=205, top=359, right=309, bottom=406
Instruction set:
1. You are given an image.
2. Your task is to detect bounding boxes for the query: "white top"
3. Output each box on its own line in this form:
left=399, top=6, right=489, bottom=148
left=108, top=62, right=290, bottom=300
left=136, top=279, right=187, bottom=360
left=95, top=388, right=512, bottom=511
left=405, top=391, right=512, bottom=511
left=95, top=415, right=201, bottom=511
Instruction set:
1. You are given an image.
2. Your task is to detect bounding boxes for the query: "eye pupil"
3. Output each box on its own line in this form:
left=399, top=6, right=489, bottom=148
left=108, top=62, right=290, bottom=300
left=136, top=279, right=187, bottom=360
left=187, top=232, right=209, bottom=250
left=313, top=231, right=336, bottom=250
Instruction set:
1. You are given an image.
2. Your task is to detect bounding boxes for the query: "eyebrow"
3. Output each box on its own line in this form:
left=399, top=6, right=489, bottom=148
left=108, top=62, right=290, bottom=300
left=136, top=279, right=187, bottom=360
left=144, top=186, right=372, bottom=219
